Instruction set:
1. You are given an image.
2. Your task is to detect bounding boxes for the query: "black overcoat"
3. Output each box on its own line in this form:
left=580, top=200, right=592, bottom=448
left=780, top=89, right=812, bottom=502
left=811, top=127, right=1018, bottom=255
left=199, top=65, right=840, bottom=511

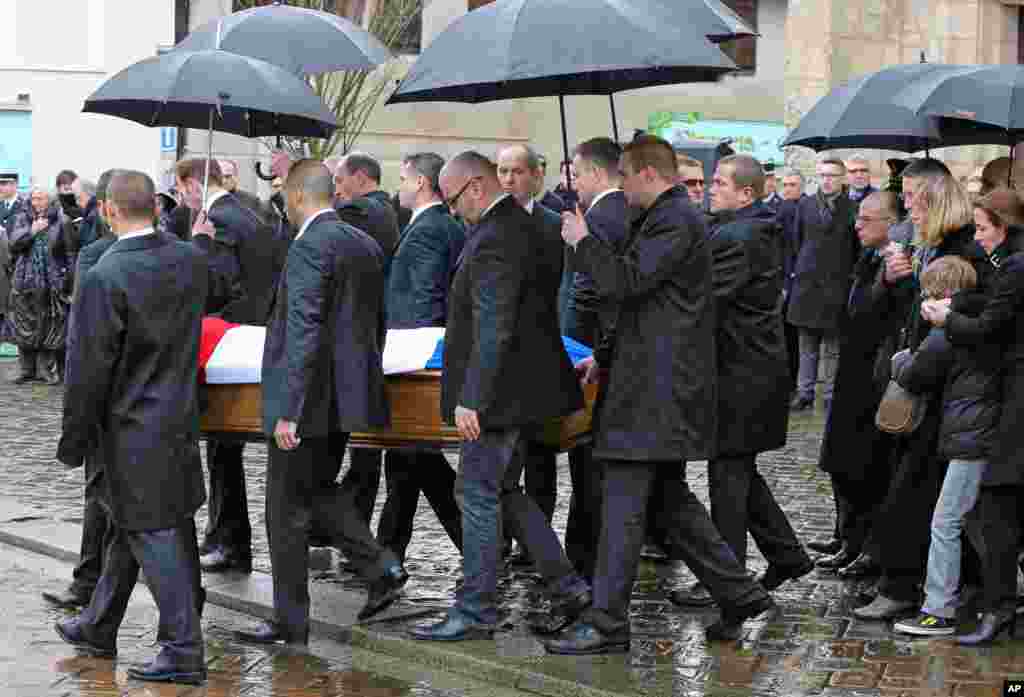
left=708, top=203, right=789, bottom=456
left=386, top=203, right=465, bottom=329
left=786, top=192, right=860, bottom=331
left=441, top=195, right=582, bottom=428
left=57, top=234, right=208, bottom=531
left=193, top=193, right=282, bottom=326
left=945, top=246, right=1024, bottom=486
left=818, top=250, right=903, bottom=477
left=574, top=186, right=717, bottom=462
left=262, top=210, right=389, bottom=437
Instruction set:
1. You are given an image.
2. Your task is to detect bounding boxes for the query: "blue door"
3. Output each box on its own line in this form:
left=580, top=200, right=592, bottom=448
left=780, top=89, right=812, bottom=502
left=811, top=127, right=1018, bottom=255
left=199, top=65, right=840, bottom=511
left=0, top=110, right=32, bottom=193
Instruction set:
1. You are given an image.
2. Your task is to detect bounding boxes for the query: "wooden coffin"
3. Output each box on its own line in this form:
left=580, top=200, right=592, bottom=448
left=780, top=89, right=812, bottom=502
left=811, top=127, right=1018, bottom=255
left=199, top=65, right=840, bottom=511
left=200, top=370, right=598, bottom=453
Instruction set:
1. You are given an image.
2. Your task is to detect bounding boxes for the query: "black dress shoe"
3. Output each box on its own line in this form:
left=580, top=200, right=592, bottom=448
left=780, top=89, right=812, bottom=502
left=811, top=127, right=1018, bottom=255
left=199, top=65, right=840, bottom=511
left=815, top=545, right=858, bottom=570
left=668, top=581, right=716, bottom=608
left=43, top=587, right=92, bottom=609
left=806, top=538, right=842, bottom=555
left=543, top=620, right=630, bottom=655
left=10, top=373, right=36, bottom=384
left=200, top=547, right=252, bottom=573
left=530, top=588, right=593, bottom=635
left=54, top=619, right=116, bottom=658
left=837, top=552, right=880, bottom=579
left=359, top=565, right=409, bottom=621
left=127, top=656, right=206, bottom=685
left=706, top=596, right=778, bottom=641
left=409, top=612, right=496, bottom=642
left=956, top=610, right=1017, bottom=646
left=757, top=559, right=814, bottom=591
left=234, top=621, right=308, bottom=646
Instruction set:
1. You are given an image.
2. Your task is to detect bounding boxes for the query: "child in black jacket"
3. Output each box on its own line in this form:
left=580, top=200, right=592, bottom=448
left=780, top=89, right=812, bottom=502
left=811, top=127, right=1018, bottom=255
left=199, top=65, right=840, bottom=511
left=890, top=255, right=1001, bottom=636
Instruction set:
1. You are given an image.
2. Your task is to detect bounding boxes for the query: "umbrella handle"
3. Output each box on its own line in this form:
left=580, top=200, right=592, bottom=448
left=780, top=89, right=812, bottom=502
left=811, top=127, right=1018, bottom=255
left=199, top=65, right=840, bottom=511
left=254, top=161, right=276, bottom=182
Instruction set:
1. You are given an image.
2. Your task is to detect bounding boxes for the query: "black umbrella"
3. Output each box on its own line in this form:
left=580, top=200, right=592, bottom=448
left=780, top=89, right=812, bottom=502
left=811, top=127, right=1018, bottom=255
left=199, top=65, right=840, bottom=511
left=781, top=64, right=1008, bottom=153
left=174, top=1, right=393, bottom=76
left=84, top=49, right=337, bottom=205
left=386, top=0, right=741, bottom=172
left=893, top=64, right=1024, bottom=143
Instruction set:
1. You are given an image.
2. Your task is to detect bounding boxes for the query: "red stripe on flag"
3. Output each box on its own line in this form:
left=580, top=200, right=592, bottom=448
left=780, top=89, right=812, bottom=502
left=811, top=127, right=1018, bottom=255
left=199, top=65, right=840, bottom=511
left=199, top=317, right=240, bottom=384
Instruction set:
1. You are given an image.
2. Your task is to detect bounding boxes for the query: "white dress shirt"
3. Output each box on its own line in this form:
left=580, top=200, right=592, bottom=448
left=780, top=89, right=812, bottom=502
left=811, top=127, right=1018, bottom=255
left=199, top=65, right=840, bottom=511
left=409, top=201, right=445, bottom=227
left=295, top=208, right=335, bottom=241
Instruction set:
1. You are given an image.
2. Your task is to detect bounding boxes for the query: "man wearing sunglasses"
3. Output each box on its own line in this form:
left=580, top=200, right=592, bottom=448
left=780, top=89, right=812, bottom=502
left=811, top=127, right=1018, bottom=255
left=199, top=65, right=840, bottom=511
left=677, top=154, right=706, bottom=208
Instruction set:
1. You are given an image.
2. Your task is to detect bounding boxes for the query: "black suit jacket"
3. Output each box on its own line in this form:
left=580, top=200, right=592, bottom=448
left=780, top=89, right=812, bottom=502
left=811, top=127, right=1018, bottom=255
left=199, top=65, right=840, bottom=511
left=0, top=196, right=26, bottom=235
left=442, top=195, right=582, bottom=428
left=386, top=203, right=465, bottom=329
left=532, top=202, right=565, bottom=299
left=571, top=191, right=630, bottom=322
left=261, top=210, right=390, bottom=437
left=335, top=190, right=400, bottom=263
left=192, top=193, right=282, bottom=326
left=57, top=234, right=208, bottom=531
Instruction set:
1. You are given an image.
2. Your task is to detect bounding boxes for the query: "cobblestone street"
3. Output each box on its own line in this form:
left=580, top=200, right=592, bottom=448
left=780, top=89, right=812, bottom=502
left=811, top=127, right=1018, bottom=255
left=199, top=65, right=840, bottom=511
left=4, top=360, right=1024, bottom=696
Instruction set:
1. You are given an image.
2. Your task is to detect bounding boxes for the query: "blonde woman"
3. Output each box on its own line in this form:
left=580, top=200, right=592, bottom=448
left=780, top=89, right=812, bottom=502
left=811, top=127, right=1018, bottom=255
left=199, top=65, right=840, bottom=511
left=854, top=158, right=994, bottom=622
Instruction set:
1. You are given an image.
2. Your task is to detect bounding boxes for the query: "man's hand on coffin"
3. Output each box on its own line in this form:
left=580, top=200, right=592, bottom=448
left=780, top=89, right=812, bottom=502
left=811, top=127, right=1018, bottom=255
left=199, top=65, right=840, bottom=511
left=560, top=206, right=590, bottom=249
left=274, top=419, right=300, bottom=451
left=192, top=210, right=215, bottom=238
left=575, top=356, right=601, bottom=387
left=455, top=406, right=481, bottom=441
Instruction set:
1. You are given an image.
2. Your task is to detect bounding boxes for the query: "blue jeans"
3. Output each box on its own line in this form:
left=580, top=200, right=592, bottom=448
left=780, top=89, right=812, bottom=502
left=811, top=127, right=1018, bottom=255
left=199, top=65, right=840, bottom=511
left=453, top=427, right=587, bottom=625
left=922, top=458, right=986, bottom=618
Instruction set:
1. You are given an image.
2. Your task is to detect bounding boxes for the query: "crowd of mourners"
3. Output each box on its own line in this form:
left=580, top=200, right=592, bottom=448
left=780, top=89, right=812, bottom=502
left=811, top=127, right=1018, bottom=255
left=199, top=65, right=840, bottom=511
left=5, top=134, right=1024, bottom=686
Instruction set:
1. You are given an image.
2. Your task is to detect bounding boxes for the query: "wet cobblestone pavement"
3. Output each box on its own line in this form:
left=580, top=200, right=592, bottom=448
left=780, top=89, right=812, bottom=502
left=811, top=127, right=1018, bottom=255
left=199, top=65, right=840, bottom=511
left=4, top=362, right=1024, bottom=695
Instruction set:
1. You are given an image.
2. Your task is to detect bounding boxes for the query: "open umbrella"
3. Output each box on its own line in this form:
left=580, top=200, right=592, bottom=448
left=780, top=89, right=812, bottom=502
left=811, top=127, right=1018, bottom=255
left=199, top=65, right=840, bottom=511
left=174, top=0, right=393, bottom=76
left=782, top=64, right=1007, bottom=153
left=84, top=49, right=337, bottom=206
left=386, top=0, right=741, bottom=172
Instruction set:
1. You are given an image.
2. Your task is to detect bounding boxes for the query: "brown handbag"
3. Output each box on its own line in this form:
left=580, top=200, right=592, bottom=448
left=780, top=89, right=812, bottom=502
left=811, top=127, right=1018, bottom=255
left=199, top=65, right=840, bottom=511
left=875, top=345, right=927, bottom=434
left=875, top=379, right=927, bottom=434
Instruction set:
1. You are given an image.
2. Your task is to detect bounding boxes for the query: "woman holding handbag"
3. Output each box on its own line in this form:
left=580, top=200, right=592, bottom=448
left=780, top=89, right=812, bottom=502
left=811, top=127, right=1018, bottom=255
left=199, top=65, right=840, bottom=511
left=921, top=188, right=1024, bottom=644
left=854, top=159, right=994, bottom=621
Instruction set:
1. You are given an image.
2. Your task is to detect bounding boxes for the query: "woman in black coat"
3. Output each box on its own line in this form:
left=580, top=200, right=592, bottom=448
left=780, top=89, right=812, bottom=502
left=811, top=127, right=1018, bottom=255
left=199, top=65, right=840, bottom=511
left=854, top=160, right=993, bottom=621
left=922, top=188, right=1024, bottom=643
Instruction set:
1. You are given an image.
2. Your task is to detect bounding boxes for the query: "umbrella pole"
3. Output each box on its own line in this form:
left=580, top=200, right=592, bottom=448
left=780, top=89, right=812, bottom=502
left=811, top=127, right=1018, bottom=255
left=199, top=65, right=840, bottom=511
left=202, top=108, right=214, bottom=211
left=559, top=95, right=573, bottom=195
left=1010, top=142, right=1015, bottom=186
left=609, top=95, right=620, bottom=143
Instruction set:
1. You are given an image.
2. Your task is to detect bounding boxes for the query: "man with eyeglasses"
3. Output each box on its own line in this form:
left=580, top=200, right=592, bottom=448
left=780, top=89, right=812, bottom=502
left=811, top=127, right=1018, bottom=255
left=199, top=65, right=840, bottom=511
left=812, top=191, right=902, bottom=579
left=846, top=154, right=877, bottom=203
left=786, top=158, right=860, bottom=413
left=677, top=154, right=706, bottom=208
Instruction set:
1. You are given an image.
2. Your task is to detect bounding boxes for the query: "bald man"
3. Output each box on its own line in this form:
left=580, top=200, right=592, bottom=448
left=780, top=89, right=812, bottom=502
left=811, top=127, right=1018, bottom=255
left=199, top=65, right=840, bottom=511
left=409, top=152, right=590, bottom=642
left=235, top=160, right=407, bottom=647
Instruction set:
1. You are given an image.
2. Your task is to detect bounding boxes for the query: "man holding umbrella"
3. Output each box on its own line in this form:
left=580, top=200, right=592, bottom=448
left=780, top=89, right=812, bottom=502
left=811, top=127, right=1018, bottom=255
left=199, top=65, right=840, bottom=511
left=546, top=136, right=774, bottom=654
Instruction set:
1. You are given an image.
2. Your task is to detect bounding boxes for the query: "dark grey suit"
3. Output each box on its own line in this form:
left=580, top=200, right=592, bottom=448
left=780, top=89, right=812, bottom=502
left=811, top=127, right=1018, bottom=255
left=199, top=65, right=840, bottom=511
left=334, top=190, right=403, bottom=526
left=58, top=232, right=207, bottom=669
left=261, top=210, right=395, bottom=641
left=377, top=204, right=465, bottom=562
left=192, top=192, right=284, bottom=562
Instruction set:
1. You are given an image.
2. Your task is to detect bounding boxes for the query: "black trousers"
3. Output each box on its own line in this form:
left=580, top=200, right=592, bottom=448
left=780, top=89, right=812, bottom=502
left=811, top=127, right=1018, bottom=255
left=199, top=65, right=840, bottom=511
left=565, top=444, right=603, bottom=581
left=525, top=445, right=557, bottom=522
left=78, top=518, right=204, bottom=668
left=707, top=453, right=808, bottom=570
left=202, top=440, right=251, bottom=556
left=784, top=320, right=800, bottom=392
left=377, top=450, right=462, bottom=563
left=966, top=485, right=1023, bottom=613
left=267, top=432, right=396, bottom=640
left=588, top=460, right=766, bottom=633
left=831, top=471, right=891, bottom=555
left=339, top=448, right=381, bottom=526
left=70, top=455, right=112, bottom=596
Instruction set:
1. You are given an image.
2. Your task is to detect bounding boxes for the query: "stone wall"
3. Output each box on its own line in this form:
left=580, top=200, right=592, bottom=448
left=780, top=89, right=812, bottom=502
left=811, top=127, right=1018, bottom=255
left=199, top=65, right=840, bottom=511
left=784, top=0, right=1019, bottom=189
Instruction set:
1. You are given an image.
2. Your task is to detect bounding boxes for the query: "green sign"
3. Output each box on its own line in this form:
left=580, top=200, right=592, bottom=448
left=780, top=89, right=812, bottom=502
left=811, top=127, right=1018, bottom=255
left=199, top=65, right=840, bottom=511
left=648, top=111, right=787, bottom=166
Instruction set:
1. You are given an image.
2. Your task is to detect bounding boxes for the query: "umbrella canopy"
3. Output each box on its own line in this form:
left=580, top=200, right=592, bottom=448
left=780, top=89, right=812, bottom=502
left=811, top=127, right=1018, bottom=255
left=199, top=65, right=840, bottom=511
left=781, top=64, right=1008, bottom=152
left=174, top=1, right=393, bottom=75
left=83, top=49, right=338, bottom=139
left=386, top=0, right=737, bottom=104
left=893, top=64, right=1024, bottom=143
